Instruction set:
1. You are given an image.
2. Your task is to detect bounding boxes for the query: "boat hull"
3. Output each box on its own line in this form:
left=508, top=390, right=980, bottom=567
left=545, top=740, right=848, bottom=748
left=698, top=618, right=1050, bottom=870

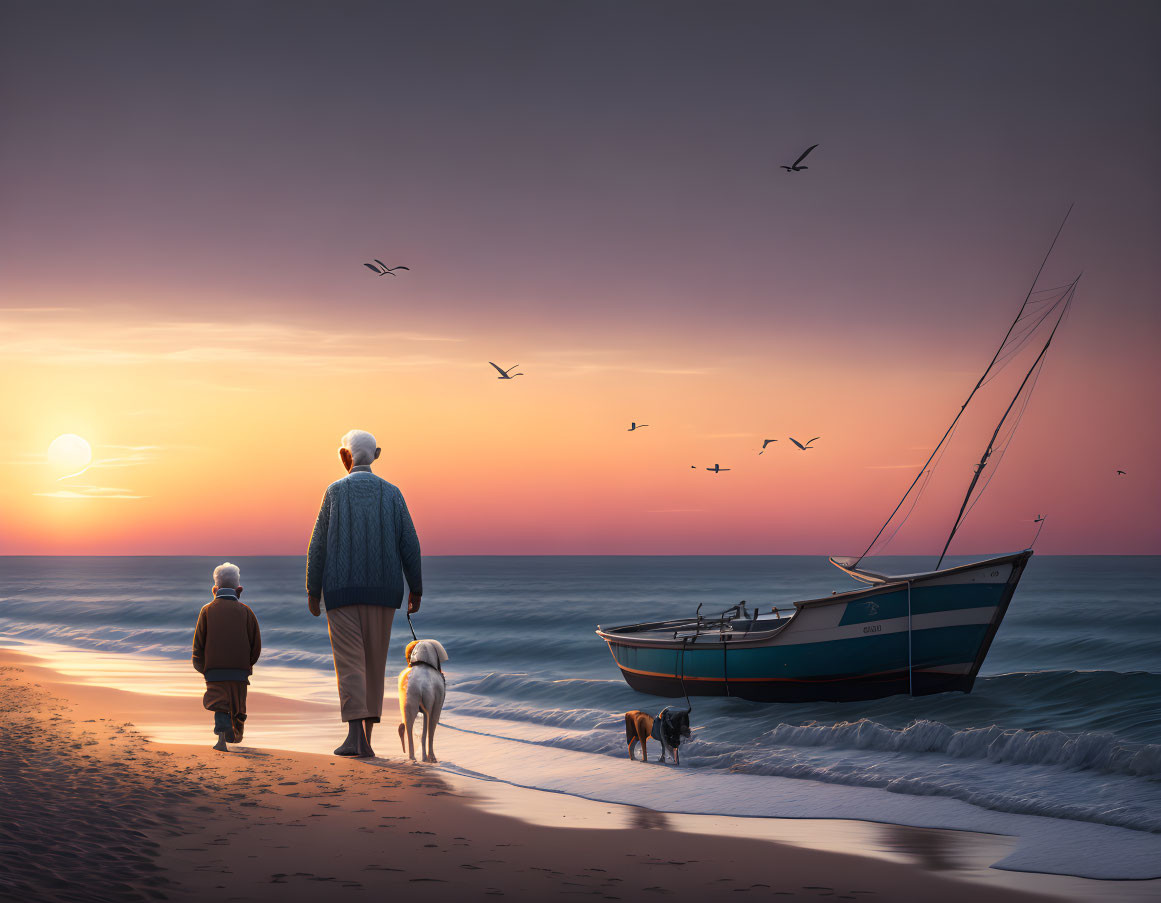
left=597, top=551, right=1032, bottom=703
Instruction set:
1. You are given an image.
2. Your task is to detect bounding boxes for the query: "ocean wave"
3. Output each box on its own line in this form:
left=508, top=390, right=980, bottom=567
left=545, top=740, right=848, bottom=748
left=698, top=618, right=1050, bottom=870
left=722, top=755, right=1161, bottom=833
left=442, top=714, right=1161, bottom=833
left=758, top=719, right=1161, bottom=778
left=448, top=700, right=621, bottom=731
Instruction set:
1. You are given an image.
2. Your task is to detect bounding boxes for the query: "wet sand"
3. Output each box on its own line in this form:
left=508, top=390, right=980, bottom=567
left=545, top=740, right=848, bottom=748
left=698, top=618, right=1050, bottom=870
left=0, top=647, right=1142, bottom=902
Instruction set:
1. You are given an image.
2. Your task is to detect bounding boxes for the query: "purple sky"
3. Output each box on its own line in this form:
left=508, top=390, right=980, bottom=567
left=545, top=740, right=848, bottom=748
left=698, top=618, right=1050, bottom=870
left=1, top=1, right=1158, bottom=554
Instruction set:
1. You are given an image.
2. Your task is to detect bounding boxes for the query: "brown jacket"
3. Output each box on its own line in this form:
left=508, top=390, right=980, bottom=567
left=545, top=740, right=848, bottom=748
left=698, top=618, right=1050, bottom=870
left=192, top=591, right=261, bottom=679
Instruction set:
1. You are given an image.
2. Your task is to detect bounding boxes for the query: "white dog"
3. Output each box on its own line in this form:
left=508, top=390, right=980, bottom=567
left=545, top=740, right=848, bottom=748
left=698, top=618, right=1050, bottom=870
left=397, top=639, right=448, bottom=762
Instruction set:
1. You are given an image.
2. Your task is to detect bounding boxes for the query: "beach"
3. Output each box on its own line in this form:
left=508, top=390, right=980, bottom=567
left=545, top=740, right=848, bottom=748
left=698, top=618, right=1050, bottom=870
left=5, top=645, right=1159, bottom=903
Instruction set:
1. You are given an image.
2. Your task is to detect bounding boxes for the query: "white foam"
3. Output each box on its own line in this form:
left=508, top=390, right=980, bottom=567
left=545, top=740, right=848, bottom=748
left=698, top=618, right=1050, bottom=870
left=433, top=714, right=1161, bottom=880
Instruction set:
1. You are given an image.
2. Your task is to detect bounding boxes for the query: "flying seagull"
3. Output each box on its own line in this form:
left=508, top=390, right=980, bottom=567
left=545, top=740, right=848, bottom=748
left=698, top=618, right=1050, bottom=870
left=488, top=362, right=523, bottom=379
left=759, top=439, right=778, bottom=454
left=781, top=144, right=818, bottom=172
left=789, top=436, right=820, bottom=450
left=1116, top=470, right=1127, bottom=475
left=628, top=422, right=649, bottom=431
left=706, top=464, right=731, bottom=473
left=364, top=259, right=410, bottom=276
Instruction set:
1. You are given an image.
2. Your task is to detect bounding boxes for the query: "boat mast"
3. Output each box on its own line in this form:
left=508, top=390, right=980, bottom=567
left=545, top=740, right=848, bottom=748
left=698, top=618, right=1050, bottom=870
left=852, top=205, right=1074, bottom=567
left=935, top=277, right=1078, bottom=568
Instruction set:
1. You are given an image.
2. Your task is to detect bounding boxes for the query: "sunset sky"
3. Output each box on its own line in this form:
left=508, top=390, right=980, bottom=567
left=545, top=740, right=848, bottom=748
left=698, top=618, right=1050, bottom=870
left=1, top=1, right=1158, bottom=556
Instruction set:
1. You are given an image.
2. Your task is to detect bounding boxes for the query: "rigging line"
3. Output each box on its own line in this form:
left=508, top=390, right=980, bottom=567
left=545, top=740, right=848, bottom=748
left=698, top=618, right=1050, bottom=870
left=953, top=286, right=1074, bottom=538
left=869, top=419, right=960, bottom=557
left=936, top=279, right=1078, bottom=568
left=981, top=296, right=1068, bottom=388
left=967, top=281, right=1077, bottom=512
left=1030, top=282, right=1077, bottom=295
left=1015, top=291, right=1068, bottom=322
left=1004, top=290, right=1069, bottom=342
left=853, top=204, right=1074, bottom=567
left=961, top=355, right=1047, bottom=522
left=882, top=272, right=1073, bottom=557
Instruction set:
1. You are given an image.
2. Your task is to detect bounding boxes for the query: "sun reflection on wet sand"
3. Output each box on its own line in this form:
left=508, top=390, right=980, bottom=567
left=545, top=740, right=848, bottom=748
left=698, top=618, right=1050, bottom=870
left=0, top=639, right=337, bottom=753
left=0, top=639, right=334, bottom=704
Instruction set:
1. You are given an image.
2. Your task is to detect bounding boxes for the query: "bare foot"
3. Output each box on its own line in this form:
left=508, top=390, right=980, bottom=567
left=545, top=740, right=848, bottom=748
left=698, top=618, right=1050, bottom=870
left=336, top=720, right=367, bottom=756
left=213, top=736, right=228, bottom=752
left=355, top=735, right=375, bottom=758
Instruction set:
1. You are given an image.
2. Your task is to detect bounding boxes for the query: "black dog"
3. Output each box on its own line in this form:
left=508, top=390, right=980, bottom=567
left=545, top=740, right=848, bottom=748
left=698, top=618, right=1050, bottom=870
left=624, top=706, right=691, bottom=764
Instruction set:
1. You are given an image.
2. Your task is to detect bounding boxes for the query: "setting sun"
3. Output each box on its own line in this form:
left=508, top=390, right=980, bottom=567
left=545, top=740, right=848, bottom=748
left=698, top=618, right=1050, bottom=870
left=46, top=433, right=92, bottom=479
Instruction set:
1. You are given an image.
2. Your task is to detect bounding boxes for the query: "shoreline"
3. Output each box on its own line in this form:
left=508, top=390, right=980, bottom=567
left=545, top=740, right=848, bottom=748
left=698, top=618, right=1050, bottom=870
left=3, top=646, right=1158, bottom=901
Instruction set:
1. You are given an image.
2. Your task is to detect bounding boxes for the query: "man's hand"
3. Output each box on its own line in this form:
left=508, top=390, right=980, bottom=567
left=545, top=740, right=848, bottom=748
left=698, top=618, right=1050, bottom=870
left=308, top=594, right=321, bottom=617
left=407, top=592, right=421, bottom=614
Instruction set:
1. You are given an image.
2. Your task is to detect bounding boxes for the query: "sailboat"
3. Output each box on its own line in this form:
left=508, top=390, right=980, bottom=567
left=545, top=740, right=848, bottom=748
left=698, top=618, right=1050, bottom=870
left=596, top=211, right=1079, bottom=702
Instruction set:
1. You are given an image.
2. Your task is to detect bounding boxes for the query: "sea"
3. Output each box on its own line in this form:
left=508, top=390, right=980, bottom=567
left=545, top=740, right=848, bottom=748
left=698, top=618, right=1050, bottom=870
left=2, top=554, right=1159, bottom=879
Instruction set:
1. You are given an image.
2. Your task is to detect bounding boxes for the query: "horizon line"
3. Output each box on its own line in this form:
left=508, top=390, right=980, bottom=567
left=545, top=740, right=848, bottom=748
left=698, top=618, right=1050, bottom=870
left=1, top=551, right=1157, bottom=559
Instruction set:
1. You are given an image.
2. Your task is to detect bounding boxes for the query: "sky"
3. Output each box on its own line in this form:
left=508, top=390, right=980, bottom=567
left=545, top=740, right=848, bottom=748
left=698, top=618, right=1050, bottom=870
left=1, top=1, right=1158, bottom=556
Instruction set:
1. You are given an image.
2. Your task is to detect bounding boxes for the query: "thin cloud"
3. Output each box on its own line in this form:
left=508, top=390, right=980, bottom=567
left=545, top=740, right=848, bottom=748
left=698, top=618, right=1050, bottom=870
left=0, top=306, right=81, bottom=312
left=547, top=361, right=712, bottom=377
left=0, top=317, right=465, bottom=372
left=703, top=432, right=754, bottom=439
left=89, top=445, right=163, bottom=469
left=866, top=464, right=923, bottom=469
left=34, top=485, right=147, bottom=500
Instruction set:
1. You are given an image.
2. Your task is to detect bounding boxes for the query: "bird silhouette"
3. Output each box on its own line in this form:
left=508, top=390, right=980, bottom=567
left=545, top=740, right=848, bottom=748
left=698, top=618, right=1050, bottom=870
left=488, top=362, right=523, bottom=379
left=759, top=439, right=778, bottom=454
left=364, top=260, right=410, bottom=276
left=706, top=464, right=731, bottom=473
left=789, top=436, right=820, bottom=450
left=781, top=144, right=818, bottom=172
left=1117, top=470, right=1127, bottom=475
left=628, top=422, right=649, bottom=431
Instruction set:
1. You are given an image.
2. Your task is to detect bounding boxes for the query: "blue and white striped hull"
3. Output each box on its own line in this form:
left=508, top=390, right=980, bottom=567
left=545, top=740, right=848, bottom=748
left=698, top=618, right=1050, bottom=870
left=596, top=551, right=1032, bottom=702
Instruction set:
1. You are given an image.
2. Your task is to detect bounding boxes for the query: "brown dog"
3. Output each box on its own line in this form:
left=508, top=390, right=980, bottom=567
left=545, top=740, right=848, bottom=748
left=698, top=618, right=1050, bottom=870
left=625, top=707, right=691, bottom=764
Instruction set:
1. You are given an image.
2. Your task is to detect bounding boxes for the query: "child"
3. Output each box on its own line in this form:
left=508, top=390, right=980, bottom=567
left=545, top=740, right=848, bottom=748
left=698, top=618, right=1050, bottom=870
left=191, top=562, right=261, bottom=751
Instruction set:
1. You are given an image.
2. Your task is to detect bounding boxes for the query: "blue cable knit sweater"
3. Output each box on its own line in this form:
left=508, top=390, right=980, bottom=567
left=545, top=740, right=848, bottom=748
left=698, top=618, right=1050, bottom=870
left=306, top=468, right=423, bottom=609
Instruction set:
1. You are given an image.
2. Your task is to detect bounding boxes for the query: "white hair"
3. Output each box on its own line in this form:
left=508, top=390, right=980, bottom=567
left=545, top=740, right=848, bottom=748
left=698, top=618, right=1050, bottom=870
left=341, top=429, right=378, bottom=465
left=213, top=562, right=241, bottom=588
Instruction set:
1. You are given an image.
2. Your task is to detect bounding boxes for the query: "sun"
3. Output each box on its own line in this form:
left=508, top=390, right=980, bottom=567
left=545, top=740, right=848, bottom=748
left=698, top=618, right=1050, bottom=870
left=47, top=433, right=93, bottom=479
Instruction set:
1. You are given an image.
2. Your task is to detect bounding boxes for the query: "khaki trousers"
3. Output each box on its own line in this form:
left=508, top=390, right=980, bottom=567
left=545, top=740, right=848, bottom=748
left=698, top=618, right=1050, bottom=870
left=203, top=681, right=248, bottom=742
left=326, top=604, right=395, bottom=723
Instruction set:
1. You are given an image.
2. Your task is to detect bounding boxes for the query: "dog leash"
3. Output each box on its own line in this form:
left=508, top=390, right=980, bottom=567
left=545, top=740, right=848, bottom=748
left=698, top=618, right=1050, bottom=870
left=406, top=610, right=418, bottom=642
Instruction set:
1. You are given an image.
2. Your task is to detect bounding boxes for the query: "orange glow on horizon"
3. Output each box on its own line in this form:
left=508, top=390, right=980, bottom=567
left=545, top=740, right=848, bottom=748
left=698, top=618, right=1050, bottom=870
left=2, top=301, right=1156, bottom=557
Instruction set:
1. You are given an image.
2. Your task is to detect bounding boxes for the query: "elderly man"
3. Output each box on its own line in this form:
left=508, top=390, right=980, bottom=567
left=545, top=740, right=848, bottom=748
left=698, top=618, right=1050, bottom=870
left=306, top=429, right=423, bottom=757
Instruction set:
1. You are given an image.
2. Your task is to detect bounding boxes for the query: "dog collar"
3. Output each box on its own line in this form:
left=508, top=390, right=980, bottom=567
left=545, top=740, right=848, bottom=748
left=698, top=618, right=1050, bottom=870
left=409, top=660, right=446, bottom=680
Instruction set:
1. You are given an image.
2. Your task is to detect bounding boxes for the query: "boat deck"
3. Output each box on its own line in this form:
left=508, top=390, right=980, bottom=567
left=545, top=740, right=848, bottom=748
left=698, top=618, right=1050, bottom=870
left=604, top=613, right=793, bottom=643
